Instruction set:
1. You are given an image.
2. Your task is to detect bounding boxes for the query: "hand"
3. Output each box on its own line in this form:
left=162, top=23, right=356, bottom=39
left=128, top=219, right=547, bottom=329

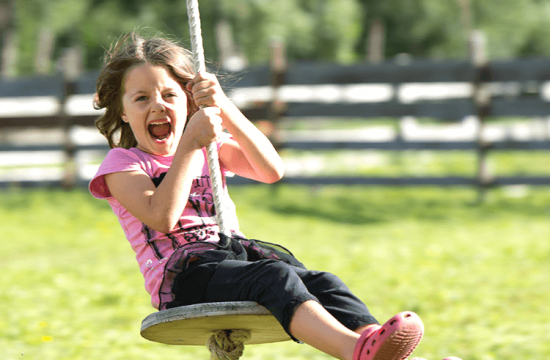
left=186, top=72, right=230, bottom=110
left=184, top=106, right=223, bottom=150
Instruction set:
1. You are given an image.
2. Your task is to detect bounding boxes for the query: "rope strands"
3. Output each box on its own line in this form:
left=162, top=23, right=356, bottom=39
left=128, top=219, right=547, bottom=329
left=186, top=1, right=251, bottom=358
left=207, top=330, right=252, bottom=360
left=186, top=0, right=230, bottom=236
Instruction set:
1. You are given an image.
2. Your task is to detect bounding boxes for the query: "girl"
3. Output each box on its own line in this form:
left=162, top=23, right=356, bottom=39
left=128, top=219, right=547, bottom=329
left=89, top=32, right=423, bottom=360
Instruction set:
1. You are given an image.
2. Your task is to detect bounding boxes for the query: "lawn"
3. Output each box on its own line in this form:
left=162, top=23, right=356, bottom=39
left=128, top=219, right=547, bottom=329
left=0, top=185, right=549, bottom=360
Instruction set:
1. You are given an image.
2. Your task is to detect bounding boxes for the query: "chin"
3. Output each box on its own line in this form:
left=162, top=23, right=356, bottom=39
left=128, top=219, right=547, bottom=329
left=149, top=137, right=177, bottom=156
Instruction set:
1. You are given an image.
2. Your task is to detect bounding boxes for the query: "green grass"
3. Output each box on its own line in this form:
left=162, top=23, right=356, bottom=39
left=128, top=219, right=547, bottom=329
left=281, top=150, right=550, bottom=177
left=1, top=186, right=549, bottom=360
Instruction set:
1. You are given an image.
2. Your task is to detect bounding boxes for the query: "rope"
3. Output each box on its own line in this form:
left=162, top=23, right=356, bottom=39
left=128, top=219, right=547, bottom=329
left=207, top=330, right=252, bottom=360
left=186, top=3, right=251, bottom=357
left=186, top=0, right=230, bottom=236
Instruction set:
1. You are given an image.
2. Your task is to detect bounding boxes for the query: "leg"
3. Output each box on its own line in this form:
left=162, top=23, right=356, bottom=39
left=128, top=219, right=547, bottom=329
left=201, top=259, right=365, bottom=359
left=294, top=268, right=379, bottom=331
left=200, top=259, right=423, bottom=360
left=292, top=268, right=424, bottom=360
left=202, top=259, right=319, bottom=341
left=289, top=299, right=370, bottom=360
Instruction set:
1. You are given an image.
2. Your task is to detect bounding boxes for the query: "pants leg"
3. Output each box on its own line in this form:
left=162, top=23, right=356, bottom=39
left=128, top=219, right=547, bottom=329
left=202, top=258, right=317, bottom=341
left=201, top=258, right=377, bottom=341
left=293, top=267, right=379, bottom=330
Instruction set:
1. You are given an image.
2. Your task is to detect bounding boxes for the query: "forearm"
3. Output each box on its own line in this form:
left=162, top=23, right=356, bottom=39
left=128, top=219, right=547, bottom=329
left=104, top=146, right=201, bottom=234
left=146, top=142, right=203, bottom=232
left=220, top=101, right=284, bottom=183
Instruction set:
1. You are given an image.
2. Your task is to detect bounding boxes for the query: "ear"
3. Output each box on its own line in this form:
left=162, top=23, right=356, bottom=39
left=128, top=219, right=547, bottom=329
left=121, top=111, right=129, bottom=123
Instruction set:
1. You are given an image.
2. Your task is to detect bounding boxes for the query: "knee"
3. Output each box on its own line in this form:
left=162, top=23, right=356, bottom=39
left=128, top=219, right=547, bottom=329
left=246, top=260, right=308, bottom=305
left=306, top=270, right=342, bottom=283
left=255, top=259, right=297, bottom=283
left=304, top=271, right=349, bottom=293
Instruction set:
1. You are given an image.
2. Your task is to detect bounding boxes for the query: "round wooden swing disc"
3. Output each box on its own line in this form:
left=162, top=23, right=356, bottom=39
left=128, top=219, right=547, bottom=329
left=140, top=301, right=291, bottom=345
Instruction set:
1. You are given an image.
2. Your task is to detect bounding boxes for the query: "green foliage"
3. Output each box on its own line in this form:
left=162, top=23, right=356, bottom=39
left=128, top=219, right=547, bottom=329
left=7, top=0, right=550, bottom=76
left=1, top=186, right=550, bottom=359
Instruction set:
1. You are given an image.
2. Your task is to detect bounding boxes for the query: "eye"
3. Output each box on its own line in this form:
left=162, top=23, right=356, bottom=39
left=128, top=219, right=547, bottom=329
left=135, top=95, right=148, bottom=102
left=165, top=92, right=177, bottom=98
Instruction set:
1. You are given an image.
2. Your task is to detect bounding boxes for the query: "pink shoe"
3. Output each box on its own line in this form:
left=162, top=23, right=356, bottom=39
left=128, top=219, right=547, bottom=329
left=353, top=312, right=424, bottom=360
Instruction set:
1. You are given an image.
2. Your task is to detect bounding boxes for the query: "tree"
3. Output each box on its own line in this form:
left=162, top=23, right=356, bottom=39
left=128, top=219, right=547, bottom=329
left=354, top=0, right=550, bottom=61
left=6, top=0, right=550, bottom=77
left=0, top=0, right=17, bottom=77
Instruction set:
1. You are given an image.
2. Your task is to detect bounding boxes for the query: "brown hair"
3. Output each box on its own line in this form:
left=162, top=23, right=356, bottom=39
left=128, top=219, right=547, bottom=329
left=94, top=32, right=199, bottom=149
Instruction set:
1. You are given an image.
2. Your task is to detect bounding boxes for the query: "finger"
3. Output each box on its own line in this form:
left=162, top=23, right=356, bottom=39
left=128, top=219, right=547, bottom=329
left=186, top=72, right=204, bottom=92
left=194, top=93, right=219, bottom=109
left=191, top=80, right=217, bottom=97
left=191, top=72, right=213, bottom=88
left=203, top=106, right=221, bottom=117
left=195, top=71, right=208, bottom=81
left=193, top=85, right=215, bottom=99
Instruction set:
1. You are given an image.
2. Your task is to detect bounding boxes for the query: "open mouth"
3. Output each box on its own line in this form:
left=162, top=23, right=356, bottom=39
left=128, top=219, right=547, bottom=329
left=148, top=121, right=172, bottom=141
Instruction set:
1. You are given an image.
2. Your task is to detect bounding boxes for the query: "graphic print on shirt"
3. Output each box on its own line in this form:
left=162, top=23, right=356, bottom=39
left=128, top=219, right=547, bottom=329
left=151, top=172, right=216, bottom=220
left=188, top=175, right=217, bottom=220
left=141, top=223, right=165, bottom=260
left=151, top=171, right=167, bottom=187
left=167, top=224, right=218, bottom=243
left=147, top=171, right=218, bottom=245
left=143, top=171, right=179, bottom=259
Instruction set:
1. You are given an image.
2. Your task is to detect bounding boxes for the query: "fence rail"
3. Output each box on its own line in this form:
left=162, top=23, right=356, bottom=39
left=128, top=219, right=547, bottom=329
left=0, top=54, right=549, bottom=190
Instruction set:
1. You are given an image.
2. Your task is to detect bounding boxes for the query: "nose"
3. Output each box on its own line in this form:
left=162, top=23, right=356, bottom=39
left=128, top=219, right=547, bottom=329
left=151, top=96, right=166, bottom=113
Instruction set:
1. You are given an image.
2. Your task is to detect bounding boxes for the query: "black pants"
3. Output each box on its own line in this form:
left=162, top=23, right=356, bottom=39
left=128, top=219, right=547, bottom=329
left=201, top=258, right=379, bottom=342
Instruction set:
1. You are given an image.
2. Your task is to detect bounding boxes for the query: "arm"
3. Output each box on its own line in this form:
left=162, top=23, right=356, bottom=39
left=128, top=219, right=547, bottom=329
left=188, top=72, right=285, bottom=184
left=105, top=107, right=224, bottom=233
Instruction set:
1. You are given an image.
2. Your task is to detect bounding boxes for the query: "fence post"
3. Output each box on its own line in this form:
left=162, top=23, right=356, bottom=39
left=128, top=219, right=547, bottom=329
left=470, top=31, right=493, bottom=202
left=57, top=47, right=82, bottom=189
left=367, top=18, right=385, bottom=64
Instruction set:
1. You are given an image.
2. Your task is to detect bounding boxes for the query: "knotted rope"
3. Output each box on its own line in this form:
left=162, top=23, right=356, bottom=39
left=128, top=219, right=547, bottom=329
left=186, top=1, right=251, bottom=358
left=206, top=330, right=252, bottom=360
left=186, top=0, right=229, bottom=236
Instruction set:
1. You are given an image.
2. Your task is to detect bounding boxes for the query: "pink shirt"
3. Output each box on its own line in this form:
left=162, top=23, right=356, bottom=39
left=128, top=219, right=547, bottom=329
left=89, top=142, right=243, bottom=309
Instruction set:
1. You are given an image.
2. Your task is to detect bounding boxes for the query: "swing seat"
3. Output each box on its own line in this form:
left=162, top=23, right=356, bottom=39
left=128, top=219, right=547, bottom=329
left=140, top=301, right=291, bottom=345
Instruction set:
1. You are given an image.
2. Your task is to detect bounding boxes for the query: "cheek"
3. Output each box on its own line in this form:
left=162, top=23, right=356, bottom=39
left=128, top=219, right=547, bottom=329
left=125, top=105, right=147, bottom=123
left=121, top=100, right=136, bottom=121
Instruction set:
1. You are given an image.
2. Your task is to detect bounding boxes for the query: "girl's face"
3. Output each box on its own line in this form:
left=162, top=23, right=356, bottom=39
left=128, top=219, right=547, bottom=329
left=121, top=64, right=189, bottom=156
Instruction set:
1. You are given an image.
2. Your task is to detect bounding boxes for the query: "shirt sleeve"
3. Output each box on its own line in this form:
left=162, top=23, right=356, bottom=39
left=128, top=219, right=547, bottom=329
left=89, top=148, right=144, bottom=199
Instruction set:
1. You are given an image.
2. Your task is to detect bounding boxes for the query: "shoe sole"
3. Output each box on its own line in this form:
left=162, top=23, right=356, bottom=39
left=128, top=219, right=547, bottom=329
left=360, top=312, right=424, bottom=360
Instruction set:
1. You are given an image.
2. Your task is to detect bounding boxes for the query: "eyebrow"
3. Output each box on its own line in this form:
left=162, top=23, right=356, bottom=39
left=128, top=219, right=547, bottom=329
left=128, top=87, right=179, bottom=97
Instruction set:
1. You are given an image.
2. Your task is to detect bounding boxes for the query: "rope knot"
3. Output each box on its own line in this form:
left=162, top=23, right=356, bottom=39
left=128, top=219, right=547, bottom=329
left=207, top=329, right=252, bottom=360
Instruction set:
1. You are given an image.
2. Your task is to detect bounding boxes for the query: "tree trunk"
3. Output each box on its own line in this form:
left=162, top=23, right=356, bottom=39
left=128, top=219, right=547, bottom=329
left=35, top=27, right=55, bottom=74
left=0, top=0, right=17, bottom=78
left=367, top=18, right=385, bottom=63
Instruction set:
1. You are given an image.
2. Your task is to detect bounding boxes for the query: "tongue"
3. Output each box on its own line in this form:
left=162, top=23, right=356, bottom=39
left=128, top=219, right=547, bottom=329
left=149, top=123, right=171, bottom=138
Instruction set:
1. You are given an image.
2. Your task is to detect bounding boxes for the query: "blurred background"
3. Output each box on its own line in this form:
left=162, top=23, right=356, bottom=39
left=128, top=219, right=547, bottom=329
left=0, top=0, right=549, bottom=192
left=1, top=1, right=550, bottom=360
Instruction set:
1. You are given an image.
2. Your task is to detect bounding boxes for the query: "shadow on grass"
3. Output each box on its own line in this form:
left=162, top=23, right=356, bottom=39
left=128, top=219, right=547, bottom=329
left=266, top=186, right=550, bottom=226
left=2, top=186, right=549, bottom=227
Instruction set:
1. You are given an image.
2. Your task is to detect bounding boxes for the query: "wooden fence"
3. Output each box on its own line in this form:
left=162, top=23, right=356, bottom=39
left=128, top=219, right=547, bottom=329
left=0, top=54, right=549, bottom=192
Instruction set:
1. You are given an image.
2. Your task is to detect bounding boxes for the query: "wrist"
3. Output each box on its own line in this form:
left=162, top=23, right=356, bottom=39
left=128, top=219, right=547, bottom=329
left=177, top=133, right=205, bottom=153
left=219, top=99, right=241, bottom=124
left=217, top=96, right=234, bottom=114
